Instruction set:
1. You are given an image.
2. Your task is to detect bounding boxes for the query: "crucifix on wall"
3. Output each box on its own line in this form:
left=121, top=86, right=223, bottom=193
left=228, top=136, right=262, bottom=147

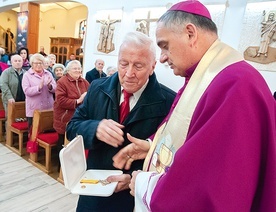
left=96, top=15, right=121, bottom=54
left=135, top=11, right=158, bottom=36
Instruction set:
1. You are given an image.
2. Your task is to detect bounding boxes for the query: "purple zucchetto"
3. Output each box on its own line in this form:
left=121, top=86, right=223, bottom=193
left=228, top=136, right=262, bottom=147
left=169, top=0, right=212, bottom=20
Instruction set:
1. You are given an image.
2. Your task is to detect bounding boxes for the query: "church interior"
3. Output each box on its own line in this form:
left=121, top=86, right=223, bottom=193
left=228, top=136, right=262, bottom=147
left=0, top=0, right=275, bottom=210
left=0, top=0, right=275, bottom=92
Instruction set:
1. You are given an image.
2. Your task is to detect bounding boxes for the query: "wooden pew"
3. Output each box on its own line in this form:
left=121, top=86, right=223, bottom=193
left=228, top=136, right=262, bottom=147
left=6, top=101, right=28, bottom=155
left=57, top=134, right=69, bottom=184
left=28, top=109, right=58, bottom=174
left=0, top=94, right=6, bottom=142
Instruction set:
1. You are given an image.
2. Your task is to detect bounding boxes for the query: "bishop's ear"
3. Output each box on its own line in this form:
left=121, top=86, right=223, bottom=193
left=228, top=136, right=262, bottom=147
left=185, top=23, right=197, bottom=40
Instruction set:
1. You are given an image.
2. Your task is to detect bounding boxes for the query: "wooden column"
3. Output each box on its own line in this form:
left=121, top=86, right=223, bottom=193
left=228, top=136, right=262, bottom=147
left=20, top=2, right=40, bottom=54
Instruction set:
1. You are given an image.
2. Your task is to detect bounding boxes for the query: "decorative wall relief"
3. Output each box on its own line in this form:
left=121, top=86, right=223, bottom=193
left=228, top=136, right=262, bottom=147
left=244, top=11, right=276, bottom=64
left=136, top=20, right=148, bottom=36
left=96, top=16, right=120, bottom=54
left=135, top=11, right=158, bottom=37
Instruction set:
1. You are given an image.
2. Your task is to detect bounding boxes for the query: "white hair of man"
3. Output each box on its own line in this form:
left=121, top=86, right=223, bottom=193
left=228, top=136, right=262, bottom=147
left=120, top=31, right=156, bottom=60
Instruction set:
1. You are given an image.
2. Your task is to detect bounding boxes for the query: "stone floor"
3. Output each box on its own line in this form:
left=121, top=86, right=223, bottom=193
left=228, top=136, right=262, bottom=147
left=0, top=143, right=78, bottom=211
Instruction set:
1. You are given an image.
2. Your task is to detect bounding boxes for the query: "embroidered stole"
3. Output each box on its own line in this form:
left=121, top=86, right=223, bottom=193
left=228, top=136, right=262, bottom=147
left=143, top=40, right=243, bottom=172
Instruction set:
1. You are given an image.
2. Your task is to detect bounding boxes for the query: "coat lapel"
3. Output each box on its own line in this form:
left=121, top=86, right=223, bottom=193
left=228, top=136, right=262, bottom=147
left=98, top=73, right=168, bottom=125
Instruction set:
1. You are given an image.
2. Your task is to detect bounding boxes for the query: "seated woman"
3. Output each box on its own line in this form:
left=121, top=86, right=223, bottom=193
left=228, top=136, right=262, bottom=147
left=22, top=53, right=56, bottom=132
left=53, top=60, right=89, bottom=166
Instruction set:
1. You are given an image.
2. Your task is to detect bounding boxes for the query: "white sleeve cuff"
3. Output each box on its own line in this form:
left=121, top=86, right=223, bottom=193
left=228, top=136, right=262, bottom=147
left=135, top=171, right=162, bottom=212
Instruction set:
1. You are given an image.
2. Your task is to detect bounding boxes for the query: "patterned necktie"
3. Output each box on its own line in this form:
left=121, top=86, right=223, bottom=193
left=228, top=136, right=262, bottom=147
left=120, top=90, right=132, bottom=123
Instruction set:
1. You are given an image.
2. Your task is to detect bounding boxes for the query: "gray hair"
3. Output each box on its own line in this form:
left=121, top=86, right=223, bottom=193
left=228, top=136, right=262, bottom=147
left=0, top=47, right=5, bottom=55
left=44, top=57, right=50, bottom=63
left=10, top=54, right=23, bottom=63
left=65, top=60, right=82, bottom=74
left=29, top=53, right=45, bottom=64
left=106, top=66, right=117, bottom=75
left=120, top=31, right=156, bottom=60
left=158, top=10, right=217, bottom=34
left=48, top=54, right=56, bottom=60
left=52, top=63, right=65, bottom=74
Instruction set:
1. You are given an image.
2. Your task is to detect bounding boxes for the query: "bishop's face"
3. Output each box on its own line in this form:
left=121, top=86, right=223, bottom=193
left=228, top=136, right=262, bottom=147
left=156, top=22, right=194, bottom=77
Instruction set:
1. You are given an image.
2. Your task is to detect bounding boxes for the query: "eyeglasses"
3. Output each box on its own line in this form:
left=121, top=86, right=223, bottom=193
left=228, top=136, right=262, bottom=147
left=33, top=62, right=42, bottom=65
left=71, top=67, right=82, bottom=70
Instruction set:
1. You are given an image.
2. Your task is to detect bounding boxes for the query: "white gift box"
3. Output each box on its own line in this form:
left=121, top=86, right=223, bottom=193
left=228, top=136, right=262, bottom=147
left=59, top=135, right=122, bottom=196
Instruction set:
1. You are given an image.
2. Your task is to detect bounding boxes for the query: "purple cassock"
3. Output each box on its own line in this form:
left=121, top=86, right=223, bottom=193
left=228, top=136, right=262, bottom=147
left=149, top=60, right=276, bottom=211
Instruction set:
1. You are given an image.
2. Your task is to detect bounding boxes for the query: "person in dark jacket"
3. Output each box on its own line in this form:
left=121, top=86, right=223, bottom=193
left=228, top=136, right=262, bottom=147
left=85, top=58, right=106, bottom=83
left=66, top=31, right=176, bottom=212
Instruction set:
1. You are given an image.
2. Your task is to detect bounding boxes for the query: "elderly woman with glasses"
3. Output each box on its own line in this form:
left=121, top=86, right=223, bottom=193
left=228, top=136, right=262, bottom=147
left=22, top=53, right=56, bottom=131
left=53, top=60, right=89, bottom=167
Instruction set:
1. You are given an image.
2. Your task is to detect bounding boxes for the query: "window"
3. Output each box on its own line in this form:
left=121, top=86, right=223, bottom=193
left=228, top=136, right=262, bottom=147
left=79, top=20, right=87, bottom=39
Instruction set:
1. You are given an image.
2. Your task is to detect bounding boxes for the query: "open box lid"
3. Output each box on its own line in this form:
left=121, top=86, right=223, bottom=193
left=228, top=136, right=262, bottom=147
left=59, top=135, right=86, bottom=190
left=59, top=135, right=123, bottom=196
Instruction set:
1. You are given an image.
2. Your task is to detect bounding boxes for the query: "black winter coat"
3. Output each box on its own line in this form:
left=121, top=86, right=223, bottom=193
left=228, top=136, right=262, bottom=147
left=66, top=72, right=175, bottom=211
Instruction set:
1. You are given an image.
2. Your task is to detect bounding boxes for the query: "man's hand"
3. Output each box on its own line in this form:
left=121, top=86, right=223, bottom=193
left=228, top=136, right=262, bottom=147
left=129, top=170, right=141, bottom=196
left=113, top=133, right=150, bottom=170
left=106, top=174, right=131, bottom=193
left=96, top=119, right=125, bottom=147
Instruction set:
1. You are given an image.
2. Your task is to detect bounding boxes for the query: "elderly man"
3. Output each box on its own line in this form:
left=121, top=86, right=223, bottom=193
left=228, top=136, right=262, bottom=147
left=66, top=31, right=176, bottom=211
left=85, top=58, right=106, bottom=83
left=113, top=1, right=276, bottom=211
left=1, top=54, right=25, bottom=114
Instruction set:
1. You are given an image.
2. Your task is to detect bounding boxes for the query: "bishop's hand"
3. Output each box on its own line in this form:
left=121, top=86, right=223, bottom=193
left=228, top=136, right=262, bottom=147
left=113, top=133, right=150, bottom=170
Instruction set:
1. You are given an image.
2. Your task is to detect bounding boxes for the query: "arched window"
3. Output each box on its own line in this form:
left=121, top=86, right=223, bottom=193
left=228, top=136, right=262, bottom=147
left=79, top=19, right=87, bottom=39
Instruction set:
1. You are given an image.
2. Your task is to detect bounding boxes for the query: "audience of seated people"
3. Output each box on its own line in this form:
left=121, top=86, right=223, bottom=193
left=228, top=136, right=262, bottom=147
left=0, top=47, right=91, bottom=177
